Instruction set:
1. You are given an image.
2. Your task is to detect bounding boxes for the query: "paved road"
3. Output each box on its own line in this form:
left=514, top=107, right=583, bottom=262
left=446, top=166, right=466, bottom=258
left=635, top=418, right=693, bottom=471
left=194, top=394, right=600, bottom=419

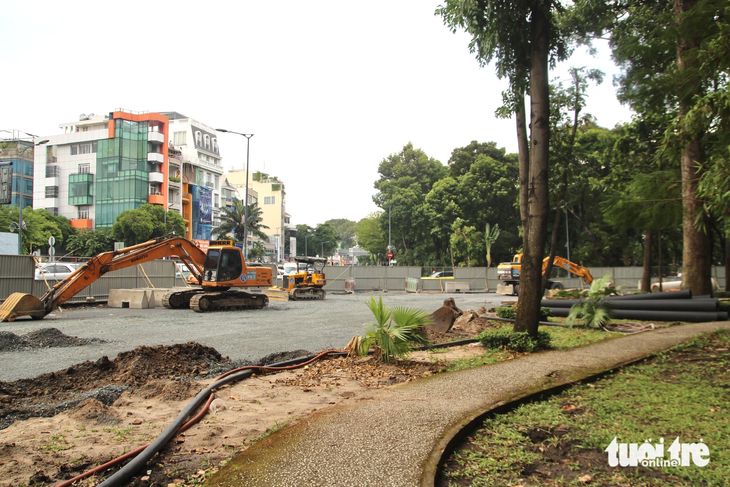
left=0, top=291, right=507, bottom=382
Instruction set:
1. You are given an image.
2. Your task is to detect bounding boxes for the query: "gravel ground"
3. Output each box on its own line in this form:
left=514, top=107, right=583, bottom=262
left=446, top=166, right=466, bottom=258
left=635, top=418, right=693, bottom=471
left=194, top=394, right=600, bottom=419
left=0, top=290, right=507, bottom=382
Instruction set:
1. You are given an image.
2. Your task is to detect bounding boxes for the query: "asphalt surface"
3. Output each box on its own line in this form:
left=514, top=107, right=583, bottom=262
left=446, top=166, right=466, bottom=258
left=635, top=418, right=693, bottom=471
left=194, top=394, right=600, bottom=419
left=205, top=320, right=730, bottom=487
left=0, top=291, right=505, bottom=382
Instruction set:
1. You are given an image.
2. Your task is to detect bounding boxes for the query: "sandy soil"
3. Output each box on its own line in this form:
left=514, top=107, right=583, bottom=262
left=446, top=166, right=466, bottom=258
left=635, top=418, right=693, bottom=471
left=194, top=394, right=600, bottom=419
left=0, top=310, right=499, bottom=486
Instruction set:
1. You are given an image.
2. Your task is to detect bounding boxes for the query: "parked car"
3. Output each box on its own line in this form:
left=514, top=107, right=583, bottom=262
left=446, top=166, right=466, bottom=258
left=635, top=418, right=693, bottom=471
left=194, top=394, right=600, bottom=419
left=34, top=262, right=79, bottom=281
left=421, top=271, right=454, bottom=279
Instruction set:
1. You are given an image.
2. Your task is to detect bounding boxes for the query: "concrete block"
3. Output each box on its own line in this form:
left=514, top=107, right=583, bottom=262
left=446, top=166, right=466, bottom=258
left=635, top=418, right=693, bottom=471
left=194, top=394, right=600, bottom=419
left=107, top=289, right=149, bottom=309
left=445, top=281, right=470, bottom=293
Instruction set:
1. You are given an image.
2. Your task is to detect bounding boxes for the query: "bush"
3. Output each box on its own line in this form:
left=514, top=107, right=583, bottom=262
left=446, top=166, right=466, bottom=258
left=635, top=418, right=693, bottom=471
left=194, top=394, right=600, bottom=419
left=495, top=306, right=552, bottom=321
left=478, top=329, right=552, bottom=353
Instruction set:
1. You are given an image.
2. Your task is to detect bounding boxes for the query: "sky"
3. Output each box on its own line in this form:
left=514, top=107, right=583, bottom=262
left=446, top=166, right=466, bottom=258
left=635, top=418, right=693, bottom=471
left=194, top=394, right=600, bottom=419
left=1, top=1, right=633, bottom=227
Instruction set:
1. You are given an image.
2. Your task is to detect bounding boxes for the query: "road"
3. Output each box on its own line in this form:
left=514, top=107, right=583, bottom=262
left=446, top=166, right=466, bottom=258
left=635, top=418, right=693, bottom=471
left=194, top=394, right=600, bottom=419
left=0, top=291, right=510, bottom=382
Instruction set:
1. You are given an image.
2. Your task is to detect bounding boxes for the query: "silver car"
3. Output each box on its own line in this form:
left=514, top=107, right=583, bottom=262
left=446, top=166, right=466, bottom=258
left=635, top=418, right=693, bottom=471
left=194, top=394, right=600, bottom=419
left=34, top=262, right=79, bottom=281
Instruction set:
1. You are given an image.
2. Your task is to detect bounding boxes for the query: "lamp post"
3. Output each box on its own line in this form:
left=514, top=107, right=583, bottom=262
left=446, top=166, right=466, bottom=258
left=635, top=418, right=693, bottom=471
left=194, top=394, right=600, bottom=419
left=216, top=129, right=253, bottom=258
left=321, top=241, right=329, bottom=259
left=15, top=139, right=48, bottom=254
left=304, top=235, right=309, bottom=257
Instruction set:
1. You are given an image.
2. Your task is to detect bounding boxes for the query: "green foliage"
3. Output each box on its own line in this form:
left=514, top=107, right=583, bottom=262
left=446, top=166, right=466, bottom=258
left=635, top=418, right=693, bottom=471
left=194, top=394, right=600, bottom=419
left=111, top=204, right=185, bottom=247
left=566, top=273, right=616, bottom=329
left=496, top=306, right=551, bottom=322
left=355, top=212, right=387, bottom=263
left=360, top=297, right=432, bottom=362
left=212, top=199, right=269, bottom=243
left=66, top=228, right=114, bottom=256
left=478, top=329, right=552, bottom=353
left=0, top=206, right=72, bottom=255
left=247, top=241, right=266, bottom=261
left=325, top=218, right=357, bottom=248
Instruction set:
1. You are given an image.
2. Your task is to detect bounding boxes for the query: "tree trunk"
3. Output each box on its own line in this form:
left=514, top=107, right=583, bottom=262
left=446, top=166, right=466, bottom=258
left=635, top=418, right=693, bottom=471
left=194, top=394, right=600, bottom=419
left=642, top=231, right=652, bottom=292
left=676, top=0, right=713, bottom=296
left=542, top=208, right=562, bottom=292
left=514, top=1, right=550, bottom=338
left=725, top=236, right=729, bottom=292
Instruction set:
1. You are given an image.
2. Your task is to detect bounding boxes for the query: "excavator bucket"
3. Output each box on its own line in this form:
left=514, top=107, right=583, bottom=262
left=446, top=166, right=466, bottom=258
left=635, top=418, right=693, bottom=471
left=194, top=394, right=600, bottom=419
left=427, top=298, right=463, bottom=333
left=0, top=293, right=46, bottom=322
left=262, top=287, right=290, bottom=302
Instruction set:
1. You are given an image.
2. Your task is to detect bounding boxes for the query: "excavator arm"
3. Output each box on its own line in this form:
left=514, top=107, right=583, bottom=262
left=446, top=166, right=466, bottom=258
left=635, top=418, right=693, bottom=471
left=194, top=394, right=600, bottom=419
left=543, top=256, right=594, bottom=285
left=0, top=236, right=206, bottom=322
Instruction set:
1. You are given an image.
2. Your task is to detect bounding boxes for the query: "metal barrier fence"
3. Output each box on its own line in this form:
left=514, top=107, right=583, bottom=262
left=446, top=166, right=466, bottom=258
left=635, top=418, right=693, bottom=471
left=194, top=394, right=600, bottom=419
left=1, top=254, right=726, bottom=303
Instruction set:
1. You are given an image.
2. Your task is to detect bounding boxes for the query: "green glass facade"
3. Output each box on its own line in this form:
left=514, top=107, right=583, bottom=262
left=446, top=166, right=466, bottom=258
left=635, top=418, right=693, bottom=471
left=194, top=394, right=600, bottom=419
left=68, top=173, right=94, bottom=206
left=95, top=119, right=150, bottom=228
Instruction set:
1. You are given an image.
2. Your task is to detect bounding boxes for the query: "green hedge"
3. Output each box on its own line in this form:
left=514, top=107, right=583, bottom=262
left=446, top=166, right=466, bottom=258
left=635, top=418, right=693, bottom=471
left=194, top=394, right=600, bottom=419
left=495, top=306, right=552, bottom=321
left=478, top=328, right=552, bottom=353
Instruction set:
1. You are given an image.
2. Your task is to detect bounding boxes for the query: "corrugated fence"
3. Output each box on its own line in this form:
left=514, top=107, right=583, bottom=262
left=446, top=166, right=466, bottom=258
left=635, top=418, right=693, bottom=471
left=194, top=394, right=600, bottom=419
left=1, top=255, right=726, bottom=303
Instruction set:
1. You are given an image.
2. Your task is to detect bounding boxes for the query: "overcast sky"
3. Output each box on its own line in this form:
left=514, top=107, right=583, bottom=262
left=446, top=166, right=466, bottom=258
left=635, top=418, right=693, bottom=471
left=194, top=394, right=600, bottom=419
left=1, top=1, right=633, bottom=227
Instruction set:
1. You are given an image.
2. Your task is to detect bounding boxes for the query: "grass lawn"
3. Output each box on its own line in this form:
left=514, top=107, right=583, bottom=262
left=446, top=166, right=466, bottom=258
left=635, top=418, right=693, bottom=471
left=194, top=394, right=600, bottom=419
left=437, top=328, right=730, bottom=486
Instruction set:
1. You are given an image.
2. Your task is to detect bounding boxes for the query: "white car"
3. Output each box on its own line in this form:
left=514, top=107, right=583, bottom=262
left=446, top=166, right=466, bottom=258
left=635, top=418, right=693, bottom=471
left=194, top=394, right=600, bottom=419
left=34, top=262, right=79, bottom=281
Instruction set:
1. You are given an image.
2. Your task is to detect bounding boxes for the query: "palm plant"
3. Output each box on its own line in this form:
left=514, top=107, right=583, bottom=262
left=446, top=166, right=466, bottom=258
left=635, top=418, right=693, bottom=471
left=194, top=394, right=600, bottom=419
left=566, top=273, right=616, bottom=330
left=212, top=199, right=269, bottom=243
left=357, top=297, right=432, bottom=362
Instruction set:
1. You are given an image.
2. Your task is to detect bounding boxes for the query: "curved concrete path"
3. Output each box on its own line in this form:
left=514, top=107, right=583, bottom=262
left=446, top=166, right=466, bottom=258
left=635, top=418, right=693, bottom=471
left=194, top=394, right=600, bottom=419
left=206, top=321, right=730, bottom=487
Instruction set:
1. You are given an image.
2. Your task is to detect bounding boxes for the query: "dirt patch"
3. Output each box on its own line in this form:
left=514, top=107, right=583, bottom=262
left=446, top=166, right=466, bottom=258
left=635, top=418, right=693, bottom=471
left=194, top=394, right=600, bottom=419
left=0, top=327, right=107, bottom=352
left=0, top=314, right=497, bottom=486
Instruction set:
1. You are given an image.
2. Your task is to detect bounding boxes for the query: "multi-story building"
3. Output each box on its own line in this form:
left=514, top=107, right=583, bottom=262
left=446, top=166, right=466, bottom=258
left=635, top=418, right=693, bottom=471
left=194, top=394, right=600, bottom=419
left=33, top=111, right=169, bottom=230
left=31, top=110, right=224, bottom=241
left=224, top=170, right=291, bottom=261
left=161, top=112, right=225, bottom=239
left=0, top=136, right=35, bottom=210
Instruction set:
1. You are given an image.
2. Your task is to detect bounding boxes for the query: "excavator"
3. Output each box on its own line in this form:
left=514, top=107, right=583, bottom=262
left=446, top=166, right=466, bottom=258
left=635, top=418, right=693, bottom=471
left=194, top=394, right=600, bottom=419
left=265, top=256, right=327, bottom=301
left=0, top=236, right=272, bottom=322
left=496, top=254, right=594, bottom=296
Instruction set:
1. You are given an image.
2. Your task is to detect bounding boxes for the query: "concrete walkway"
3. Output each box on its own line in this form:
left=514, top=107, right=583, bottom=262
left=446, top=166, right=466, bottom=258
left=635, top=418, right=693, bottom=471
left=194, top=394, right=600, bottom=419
left=205, top=321, right=730, bottom=487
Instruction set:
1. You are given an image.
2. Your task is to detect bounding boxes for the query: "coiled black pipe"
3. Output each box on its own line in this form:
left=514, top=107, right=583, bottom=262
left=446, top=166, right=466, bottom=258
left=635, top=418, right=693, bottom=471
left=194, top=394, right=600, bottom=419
left=543, top=299, right=719, bottom=312
left=547, top=307, right=728, bottom=322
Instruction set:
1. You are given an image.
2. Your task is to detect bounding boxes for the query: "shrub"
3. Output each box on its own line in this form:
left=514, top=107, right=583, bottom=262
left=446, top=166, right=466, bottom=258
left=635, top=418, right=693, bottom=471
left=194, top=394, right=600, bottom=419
left=495, top=306, right=552, bottom=321
left=478, top=329, right=552, bottom=353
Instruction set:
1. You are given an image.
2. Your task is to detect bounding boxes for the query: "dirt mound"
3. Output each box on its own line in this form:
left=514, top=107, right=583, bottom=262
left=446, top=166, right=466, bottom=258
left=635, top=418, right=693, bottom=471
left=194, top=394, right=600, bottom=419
left=0, top=341, right=232, bottom=430
left=68, top=398, right=123, bottom=425
left=0, top=327, right=107, bottom=352
left=425, top=311, right=497, bottom=344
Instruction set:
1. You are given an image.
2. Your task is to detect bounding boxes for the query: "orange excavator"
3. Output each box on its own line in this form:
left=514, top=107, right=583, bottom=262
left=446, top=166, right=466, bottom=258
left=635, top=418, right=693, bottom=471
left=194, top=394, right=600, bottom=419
left=496, top=254, right=594, bottom=296
left=0, top=236, right=272, bottom=322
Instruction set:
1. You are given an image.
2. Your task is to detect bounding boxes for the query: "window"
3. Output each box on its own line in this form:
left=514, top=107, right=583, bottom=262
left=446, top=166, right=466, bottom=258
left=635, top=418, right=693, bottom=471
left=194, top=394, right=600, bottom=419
left=79, top=207, right=90, bottom=219
left=214, top=175, right=219, bottom=189
left=173, top=131, right=186, bottom=145
left=45, top=207, right=58, bottom=216
left=45, top=186, right=59, bottom=198
left=79, top=164, right=90, bottom=174
left=264, top=196, right=276, bottom=205
left=46, top=165, right=60, bottom=177
left=70, top=145, right=77, bottom=155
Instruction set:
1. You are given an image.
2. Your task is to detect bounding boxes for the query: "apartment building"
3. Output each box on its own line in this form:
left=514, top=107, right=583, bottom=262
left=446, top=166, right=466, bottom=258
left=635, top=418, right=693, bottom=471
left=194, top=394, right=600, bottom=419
left=224, top=170, right=291, bottom=261
left=0, top=137, right=35, bottom=209
left=31, top=110, right=224, bottom=241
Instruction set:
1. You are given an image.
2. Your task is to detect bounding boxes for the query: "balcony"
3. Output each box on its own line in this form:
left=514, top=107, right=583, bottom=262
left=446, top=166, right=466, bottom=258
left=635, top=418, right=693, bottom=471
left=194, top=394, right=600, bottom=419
left=148, top=171, right=164, bottom=184
left=147, top=152, right=164, bottom=163
left=147, top=132, right=165, bottom=144
left=71, top=218, right=93, bottom=230
left=148, top=194, right=165, bottom=205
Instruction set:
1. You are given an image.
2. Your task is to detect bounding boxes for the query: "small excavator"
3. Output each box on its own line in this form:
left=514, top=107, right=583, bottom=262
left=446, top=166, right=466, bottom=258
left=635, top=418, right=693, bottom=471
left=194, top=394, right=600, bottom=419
left=265, top=256, right=327, bottom=301
left=0, top=236, right=272, bottom=322
left=496, top=254, right=594, bottom=296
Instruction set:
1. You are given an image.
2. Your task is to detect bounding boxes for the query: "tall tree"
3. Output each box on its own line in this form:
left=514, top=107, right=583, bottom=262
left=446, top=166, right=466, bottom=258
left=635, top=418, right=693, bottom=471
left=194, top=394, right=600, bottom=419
left=111, top=204, right=185, bottom=247
left=356, top=213, right=387, bottom=264
left=212, top=199, right=269, bottom=243
left=439, top=0, right=570, bottom=336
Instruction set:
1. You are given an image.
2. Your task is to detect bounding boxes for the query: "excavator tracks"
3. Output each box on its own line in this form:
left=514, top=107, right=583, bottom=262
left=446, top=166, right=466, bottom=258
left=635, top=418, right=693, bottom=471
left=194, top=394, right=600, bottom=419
left=189, top=291, right=269, bottom=313
left=290, top=288, right=326, bottom=301
left=161, top=289, right=202, bottom=309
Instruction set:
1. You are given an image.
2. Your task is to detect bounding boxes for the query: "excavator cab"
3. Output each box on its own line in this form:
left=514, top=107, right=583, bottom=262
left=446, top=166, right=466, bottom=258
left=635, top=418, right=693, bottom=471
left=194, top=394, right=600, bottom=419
left=199, top=241, right=272, bottom=288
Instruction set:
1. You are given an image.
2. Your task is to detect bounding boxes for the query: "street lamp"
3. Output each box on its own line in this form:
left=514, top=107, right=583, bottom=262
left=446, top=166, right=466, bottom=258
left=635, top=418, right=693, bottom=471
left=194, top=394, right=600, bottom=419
left=216, top=129, right=253, bottom=258
left=321, top=241, right=329, bottom=259
left=15, top=139, right=49, bottom=254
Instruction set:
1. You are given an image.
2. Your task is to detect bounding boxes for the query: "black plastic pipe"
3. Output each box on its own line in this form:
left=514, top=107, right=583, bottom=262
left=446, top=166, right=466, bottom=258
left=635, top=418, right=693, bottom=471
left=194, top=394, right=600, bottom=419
left=543, top=299, right=719, bottom=312
left=547, top=307, right=727, bottom=322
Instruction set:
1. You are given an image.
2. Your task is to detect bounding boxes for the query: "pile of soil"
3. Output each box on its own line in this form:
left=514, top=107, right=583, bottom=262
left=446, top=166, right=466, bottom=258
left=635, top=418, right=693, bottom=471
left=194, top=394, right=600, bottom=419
left=0, top=315, right=499, bottom=486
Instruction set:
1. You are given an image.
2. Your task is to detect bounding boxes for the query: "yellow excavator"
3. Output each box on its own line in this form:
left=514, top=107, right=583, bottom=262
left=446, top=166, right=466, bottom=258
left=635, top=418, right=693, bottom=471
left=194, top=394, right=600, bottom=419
left=0, top=236, right=272, bottom=322
left=496, top=254, right=594, bottom=296
left=265, top=256, right=327, bottom=301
